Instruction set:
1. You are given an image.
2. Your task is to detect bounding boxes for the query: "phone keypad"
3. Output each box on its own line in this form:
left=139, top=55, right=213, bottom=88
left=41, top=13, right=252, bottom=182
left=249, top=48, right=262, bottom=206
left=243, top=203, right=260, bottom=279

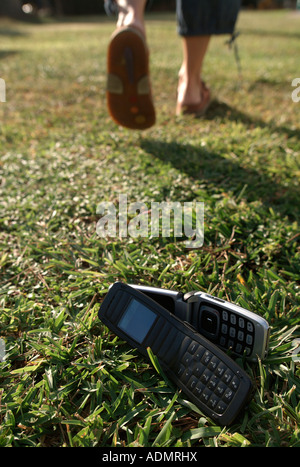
left=173, top=341, right=241, bottom=416
left=219, top=311, right=254, bottom=356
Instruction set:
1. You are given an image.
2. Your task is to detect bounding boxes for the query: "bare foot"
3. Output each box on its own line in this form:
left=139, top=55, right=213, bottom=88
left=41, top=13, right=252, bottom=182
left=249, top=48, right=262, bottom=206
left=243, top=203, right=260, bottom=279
left=176, top=74, right=211, bottom=116
left=177, top=70, right=202, bottom=107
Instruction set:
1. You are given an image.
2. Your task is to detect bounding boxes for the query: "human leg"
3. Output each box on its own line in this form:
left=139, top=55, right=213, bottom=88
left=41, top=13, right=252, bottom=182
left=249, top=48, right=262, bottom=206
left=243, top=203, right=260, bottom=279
left=176, top=35, right=211, bottom=115
left=115, top=0, right=147, bottom=35
left=175, top=0, right=241, bottom=115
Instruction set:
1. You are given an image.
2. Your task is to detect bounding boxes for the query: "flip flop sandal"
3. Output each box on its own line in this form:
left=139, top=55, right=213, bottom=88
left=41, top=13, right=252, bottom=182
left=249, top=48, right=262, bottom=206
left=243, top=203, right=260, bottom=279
left=176, top=81, right=211, bottom=117
left=106, top=26, right=156, bottom=130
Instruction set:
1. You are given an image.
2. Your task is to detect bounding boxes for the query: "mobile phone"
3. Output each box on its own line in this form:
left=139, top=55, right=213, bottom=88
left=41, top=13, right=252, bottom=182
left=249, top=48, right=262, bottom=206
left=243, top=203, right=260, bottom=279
left=99, top=282, right=253, bottom=425
left=130, top=284, right=270, bottom=361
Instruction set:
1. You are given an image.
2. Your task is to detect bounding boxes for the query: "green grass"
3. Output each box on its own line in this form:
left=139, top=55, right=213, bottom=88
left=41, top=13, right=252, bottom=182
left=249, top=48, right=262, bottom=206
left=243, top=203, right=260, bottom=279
left=0, top=10, right=299, bottom=447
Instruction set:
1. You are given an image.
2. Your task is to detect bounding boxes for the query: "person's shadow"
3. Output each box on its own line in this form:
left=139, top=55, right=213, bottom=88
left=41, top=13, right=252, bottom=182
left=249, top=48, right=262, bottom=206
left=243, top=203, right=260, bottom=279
left=141, top=100, right=300, bottom=222
left=0, top=28, right=28, bottom=61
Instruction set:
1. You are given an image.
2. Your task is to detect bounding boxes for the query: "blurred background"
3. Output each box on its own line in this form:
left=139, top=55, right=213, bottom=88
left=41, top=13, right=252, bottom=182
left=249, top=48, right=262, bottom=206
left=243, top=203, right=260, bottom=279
left=0, top=0, right=299, bottom=21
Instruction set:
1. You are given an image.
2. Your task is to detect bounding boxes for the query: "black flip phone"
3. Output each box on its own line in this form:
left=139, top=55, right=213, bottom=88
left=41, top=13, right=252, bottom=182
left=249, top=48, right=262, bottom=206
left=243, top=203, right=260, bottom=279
left=99, top=282, right=253, bottom=425
left=130, top=284, right=270, bottom=361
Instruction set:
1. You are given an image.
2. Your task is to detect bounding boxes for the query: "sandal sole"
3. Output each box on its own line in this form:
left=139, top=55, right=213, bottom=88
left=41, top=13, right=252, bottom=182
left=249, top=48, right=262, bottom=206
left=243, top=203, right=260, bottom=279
left=106, top=27, right=155, bottom=130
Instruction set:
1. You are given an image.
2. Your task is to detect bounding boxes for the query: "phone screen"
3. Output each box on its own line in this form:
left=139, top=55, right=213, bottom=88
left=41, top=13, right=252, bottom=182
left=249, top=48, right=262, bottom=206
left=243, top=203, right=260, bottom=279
left=118, top=298, right=157, bottom=344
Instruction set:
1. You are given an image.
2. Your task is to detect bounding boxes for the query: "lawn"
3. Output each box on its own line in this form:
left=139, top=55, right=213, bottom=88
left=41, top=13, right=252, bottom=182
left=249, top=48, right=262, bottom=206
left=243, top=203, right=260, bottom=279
left=0, top=10, right=299, bottom=447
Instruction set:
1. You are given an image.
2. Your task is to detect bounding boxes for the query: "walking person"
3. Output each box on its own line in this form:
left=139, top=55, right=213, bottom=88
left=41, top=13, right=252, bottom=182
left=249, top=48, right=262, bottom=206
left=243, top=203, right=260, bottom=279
left=105, top=0, right=241, bottom=129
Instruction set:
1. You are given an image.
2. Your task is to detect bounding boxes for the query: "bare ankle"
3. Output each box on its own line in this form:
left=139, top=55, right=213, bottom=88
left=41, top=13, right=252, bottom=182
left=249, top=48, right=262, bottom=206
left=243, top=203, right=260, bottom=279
left=115, top=1, right=146, bottom=34
left=117, top=14, right=145, bottom=35
left=177, top=75, right=201, bottom=105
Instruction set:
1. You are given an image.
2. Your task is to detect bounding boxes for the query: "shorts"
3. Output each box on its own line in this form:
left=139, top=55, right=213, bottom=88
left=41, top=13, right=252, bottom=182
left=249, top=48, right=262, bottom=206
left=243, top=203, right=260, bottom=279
left=104, top=0, right=241, bottom=36
left=176, top=0, right=241, bottom=36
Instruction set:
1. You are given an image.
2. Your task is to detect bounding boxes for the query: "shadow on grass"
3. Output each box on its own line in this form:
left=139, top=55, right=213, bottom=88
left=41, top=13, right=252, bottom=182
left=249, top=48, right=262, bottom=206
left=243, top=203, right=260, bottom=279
left=141, top=101, right=300, bottom=220
left=0, top=27, right=28, bottom=60
left=0, top=50, right=19, bottom=60
left=0, top=28, right=28, bottom=37
left=205, top=99, right=300, bottom=139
